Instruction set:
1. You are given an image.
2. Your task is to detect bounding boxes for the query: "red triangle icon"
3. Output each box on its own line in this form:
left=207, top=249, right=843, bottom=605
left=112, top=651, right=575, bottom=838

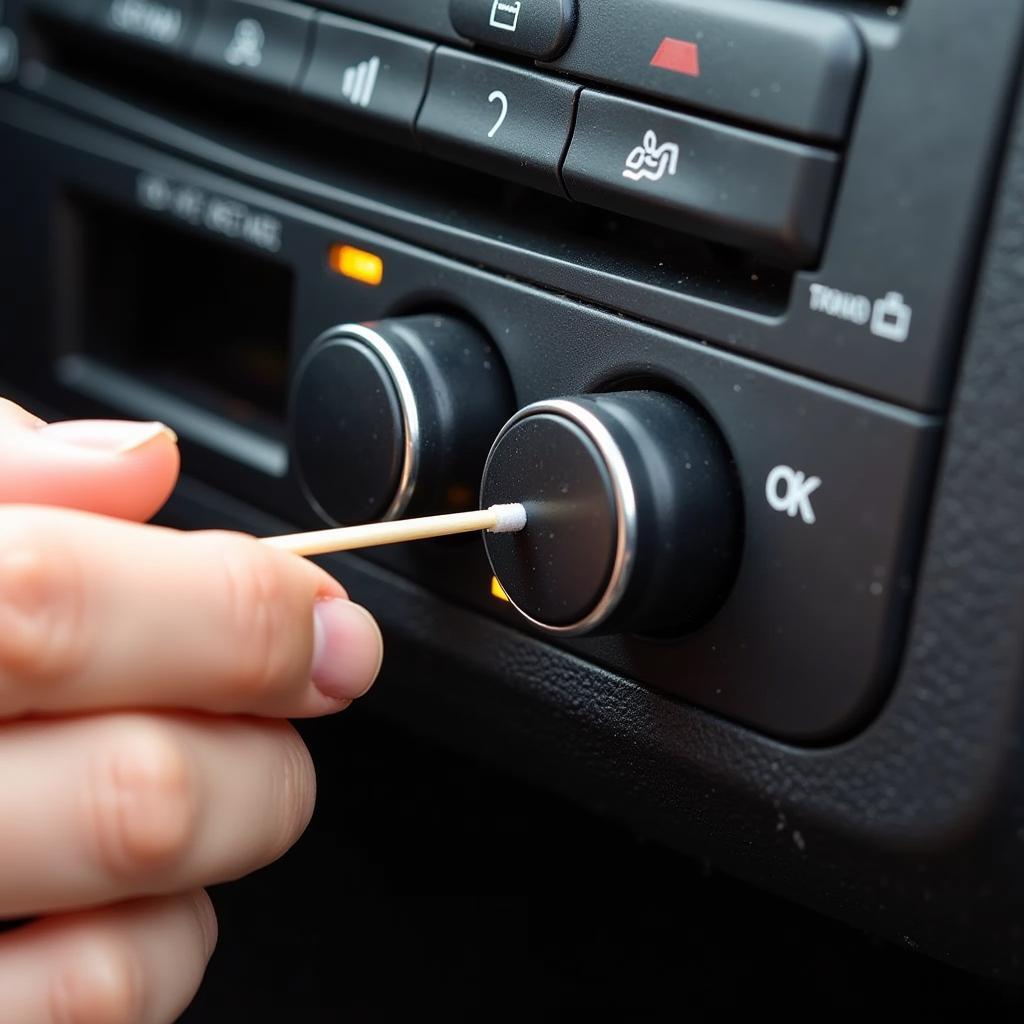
left=650, top=37, right=701, bottom=78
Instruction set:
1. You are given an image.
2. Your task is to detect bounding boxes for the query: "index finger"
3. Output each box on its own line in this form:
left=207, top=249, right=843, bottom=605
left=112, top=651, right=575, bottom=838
left=0, top=506, right=383, bottom=719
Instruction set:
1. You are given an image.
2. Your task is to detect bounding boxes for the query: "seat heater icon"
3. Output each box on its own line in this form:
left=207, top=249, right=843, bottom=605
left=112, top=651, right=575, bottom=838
left=623, top=130, right=680, bottom=183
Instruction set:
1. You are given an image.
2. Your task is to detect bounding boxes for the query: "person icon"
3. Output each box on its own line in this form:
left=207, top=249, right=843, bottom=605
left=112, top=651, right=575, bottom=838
left=224, top=17, right=265, bottom=69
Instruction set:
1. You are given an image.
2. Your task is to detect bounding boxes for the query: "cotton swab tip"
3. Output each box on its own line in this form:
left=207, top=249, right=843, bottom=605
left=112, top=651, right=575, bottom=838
left=488, top=503, right=527, bottom=534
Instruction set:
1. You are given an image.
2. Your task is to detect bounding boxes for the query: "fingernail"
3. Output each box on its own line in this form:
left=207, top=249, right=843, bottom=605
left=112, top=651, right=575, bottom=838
left=38, top=419, right=178, bottom=454
left=311, top=599, right=383, bottom=701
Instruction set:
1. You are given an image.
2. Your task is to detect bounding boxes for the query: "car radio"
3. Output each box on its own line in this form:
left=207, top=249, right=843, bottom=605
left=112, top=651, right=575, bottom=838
left=3, top=0, right=1024, bottom=981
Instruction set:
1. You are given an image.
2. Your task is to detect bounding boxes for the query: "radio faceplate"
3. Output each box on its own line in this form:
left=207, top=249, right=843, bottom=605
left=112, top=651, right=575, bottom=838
left=0, top=108, right=937, bottom=741
left=10, top=0, right=1024, bottom=415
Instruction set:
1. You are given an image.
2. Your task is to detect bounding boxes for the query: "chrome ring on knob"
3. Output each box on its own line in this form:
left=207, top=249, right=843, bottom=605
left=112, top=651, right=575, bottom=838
left=311, top=323, right=422, bottom=522
left=484, top=398, right=639, bottom=638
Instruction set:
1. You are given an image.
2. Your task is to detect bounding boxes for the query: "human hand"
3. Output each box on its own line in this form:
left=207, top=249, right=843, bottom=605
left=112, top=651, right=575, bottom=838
left=0, top=399, right=383, bottom=1022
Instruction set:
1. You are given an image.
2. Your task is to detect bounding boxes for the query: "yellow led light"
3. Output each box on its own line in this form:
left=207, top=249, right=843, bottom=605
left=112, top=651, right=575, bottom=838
left=329, top=244, right=384, bottom=286
left=491, top=576, right=511, bottom=603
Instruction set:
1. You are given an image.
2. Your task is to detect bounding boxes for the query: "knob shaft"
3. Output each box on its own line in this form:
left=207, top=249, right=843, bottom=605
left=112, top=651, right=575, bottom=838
left=480, top=392, right=742, bottom=637
left=291, top=316, right=513, bottom=525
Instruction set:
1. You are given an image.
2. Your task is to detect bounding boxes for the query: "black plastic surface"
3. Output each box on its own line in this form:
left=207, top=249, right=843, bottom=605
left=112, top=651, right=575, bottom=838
left=65, top=192, right=293, bottom=444
left=548, top=0, right=863, bottom=144
left=301, top=12, right=434, bottom=145
left=318, top=0, right=460, bottom=45
left=29, top=0, right=93, bottom=20
left=191, top=0, right=314, bottom=89
left=417, top=48, right=579, bottom=196
left=176, top=712, right=1024, bottom=1017
left=450, top=0, right=576, bottom=62
left=563, top=90, right=838, bottom=265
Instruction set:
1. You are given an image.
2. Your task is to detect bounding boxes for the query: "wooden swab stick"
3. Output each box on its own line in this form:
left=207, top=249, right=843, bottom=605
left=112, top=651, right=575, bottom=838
left=261, top=503, right=527, bottom=558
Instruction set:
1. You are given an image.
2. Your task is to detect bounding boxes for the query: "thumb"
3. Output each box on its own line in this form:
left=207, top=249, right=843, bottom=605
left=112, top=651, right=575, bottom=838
left=0, top=399, right=180, bottom=521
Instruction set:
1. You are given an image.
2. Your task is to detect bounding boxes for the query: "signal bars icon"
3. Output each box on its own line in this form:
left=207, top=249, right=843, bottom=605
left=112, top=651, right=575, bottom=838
left=341, top=55, right=380, bottom=108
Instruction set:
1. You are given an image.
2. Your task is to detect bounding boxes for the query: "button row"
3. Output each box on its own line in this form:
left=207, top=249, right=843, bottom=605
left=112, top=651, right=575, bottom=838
left=324, top=0, right=864, bottom=145
left=35, top=0, right=863, bottom=145
left=415, top=51, right=836, bottom=265
left=58, top=0, right=840, bottom=265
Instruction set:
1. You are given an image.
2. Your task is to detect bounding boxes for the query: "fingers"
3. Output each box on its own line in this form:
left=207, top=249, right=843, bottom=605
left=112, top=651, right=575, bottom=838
left=0, top=713, right=316, bottom=918
left=0, top=399, right=180, bottom=522
left=0, top=506, right=383, bottom=720
left=0, top=891, right=215, bottom=1024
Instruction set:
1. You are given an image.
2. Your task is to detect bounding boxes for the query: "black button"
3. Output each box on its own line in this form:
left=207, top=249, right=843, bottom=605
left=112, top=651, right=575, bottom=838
left=482, top=413, right=618, bottom=628
left=562, top=91, right=837, bottom=266
left=317, top=0, right=460, bottom=44
left=300, top=14, right=434, bottom=143
left=417, top=48, right=579, bottom=195
left=291, top=317, right=515, bottom=525
left=93, top=0, right=202, bottom=52
left=450, top=0, right=575, bottom=61
left=481, top=393, right=741, bottom=637
left=548, top=0, right=863, bottom=144
left=292, top=337, right=406, bottom=525
left=192, top=0, right=313, bottom=89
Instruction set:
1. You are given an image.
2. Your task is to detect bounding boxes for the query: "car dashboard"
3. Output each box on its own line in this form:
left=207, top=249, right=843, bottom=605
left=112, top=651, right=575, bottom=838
left=2, top=0, right=1024, bottom=998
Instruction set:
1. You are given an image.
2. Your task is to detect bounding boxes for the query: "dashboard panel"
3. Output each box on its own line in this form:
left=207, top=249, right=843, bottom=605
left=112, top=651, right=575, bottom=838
left=2, top=0, right=1024, bottom=982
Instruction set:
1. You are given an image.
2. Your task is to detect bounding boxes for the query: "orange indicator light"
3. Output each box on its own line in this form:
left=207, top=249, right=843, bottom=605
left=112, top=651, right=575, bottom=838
left=491, top=576, right=511, bottom=603
left=329, top=244, right=384, bottom=286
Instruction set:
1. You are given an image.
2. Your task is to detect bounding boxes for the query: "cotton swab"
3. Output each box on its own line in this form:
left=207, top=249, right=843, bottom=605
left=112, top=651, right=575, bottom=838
left=261, top=503, right=527, bottom=558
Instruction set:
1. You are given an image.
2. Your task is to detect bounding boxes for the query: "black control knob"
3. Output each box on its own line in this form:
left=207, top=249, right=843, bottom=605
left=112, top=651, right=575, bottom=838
left=291, top=316, right=513, bottom=525
left=480, top=392, right=742, bottom=637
